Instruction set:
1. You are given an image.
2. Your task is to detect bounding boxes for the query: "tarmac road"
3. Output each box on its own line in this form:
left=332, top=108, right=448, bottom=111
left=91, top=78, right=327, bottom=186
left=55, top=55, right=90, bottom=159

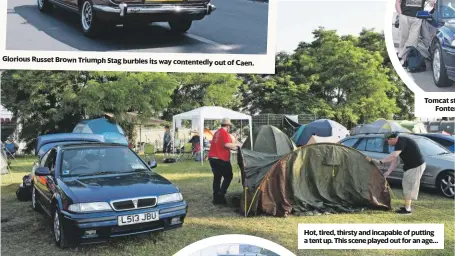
left=6, top=0, right=268, bottom=54
left=391, top=13, right=455, bottom=92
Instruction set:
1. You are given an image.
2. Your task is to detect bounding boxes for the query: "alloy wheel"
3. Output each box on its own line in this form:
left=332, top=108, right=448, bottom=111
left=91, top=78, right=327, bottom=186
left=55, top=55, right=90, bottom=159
left=433, top=48, right=441, bottom=82
left=54, top=211, right=61, bottom=242
left=81, top=2, right=93, bottom=31
left=440, top=173, right=455, bottom=197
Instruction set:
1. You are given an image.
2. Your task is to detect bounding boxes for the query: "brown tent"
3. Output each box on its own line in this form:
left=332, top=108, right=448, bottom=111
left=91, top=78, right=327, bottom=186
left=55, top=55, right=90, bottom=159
left=238, top=143, right=391, bottom=217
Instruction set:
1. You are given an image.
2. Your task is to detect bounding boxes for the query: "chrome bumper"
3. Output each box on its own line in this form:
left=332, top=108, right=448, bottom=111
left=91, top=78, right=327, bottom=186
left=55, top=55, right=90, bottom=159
left=93, top=3, right=216, bottom=17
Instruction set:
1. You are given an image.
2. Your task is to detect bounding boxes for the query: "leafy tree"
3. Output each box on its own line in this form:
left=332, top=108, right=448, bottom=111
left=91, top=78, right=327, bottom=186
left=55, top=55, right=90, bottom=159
left=1, top=71, right=176, bottom=151
left=356, top=29, right=414, bottom=120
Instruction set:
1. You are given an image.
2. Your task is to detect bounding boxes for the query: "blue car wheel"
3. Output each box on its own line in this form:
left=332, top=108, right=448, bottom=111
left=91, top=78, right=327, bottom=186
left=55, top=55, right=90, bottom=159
left=53, top=207, right=70, bottom=248
left=432, top=41, right=453, bottom=87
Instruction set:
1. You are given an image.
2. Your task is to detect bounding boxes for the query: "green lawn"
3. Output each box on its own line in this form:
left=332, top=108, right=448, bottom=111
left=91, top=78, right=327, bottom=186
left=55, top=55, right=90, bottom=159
left=1, top=156, right=454, bottom=256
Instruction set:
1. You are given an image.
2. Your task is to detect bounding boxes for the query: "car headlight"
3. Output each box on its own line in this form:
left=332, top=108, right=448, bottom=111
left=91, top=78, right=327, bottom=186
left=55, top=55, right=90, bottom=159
left=68, top=202, right=112, bottom=212
left=157, top=193, right=183, bottom=204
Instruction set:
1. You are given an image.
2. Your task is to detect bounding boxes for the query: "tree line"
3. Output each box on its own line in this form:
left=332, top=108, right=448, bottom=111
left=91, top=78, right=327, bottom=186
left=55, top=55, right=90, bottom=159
left=1, top=28, right=414, bottom=150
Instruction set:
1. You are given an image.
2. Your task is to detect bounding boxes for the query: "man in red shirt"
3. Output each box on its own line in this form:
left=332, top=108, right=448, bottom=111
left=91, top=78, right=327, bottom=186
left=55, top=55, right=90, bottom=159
left=208, top=118, right=241, bottom=205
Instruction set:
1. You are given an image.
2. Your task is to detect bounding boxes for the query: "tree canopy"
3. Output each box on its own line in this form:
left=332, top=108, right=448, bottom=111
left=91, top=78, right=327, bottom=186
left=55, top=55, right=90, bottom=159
left=1, top=28, right=414, bottom=151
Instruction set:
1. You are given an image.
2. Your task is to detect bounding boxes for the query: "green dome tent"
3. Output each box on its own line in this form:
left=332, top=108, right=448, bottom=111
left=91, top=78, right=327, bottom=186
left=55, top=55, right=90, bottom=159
left=237, top=143, right=391, bottom=217
left=241, top=125, right=296, bottom=155
left=353, top=119, right=410, bottom=134
left=397, top=120, right=427, bottom=133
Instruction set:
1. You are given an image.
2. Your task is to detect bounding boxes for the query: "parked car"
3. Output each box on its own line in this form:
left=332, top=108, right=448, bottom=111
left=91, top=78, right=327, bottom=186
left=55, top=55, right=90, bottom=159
left=416, top=0, right=455, bottom=87
left=414, top=133, right=455, bottom=153
left=32, top=133, right=187, bottom=248
left=37, top=0, right=216, bottom=37
left=339, top=133, right=455, bottom=198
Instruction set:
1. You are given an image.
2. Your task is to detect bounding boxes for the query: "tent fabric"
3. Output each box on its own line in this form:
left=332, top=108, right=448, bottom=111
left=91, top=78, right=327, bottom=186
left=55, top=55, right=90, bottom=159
left=241, top=125, right=296, bottom=155
left=291, top=125, right=307, bottom=144
left=354, top=119, right=410, bottom=135
left=306, top=135, right=340, bottom=145
left=283, top=115, right=300, bottom=129
left=73, top=118, right=125, bottom=135
left=1, top=146, right=8, bottom=174
left=73, top=118, right=128, bottom=145
left=397, top=121, right=427, bottom=134
left=173, top=106, right=251, bottom=120
left=172, top=106, right=253, bottom=164
left=295, top=119, right=349, bottom=146
left=238, top=143, right=391, bottom=217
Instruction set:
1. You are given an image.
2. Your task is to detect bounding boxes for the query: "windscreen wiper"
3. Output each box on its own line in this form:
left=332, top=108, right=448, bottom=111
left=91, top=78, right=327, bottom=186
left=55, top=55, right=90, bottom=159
left=77, top=171, right=119, bottom=177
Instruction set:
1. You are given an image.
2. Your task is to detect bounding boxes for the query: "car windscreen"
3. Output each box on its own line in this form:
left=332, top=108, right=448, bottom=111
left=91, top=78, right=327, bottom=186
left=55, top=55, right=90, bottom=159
left=61, top=146, right=148, bottom=177
left=414, top=138, right=451, bottom=156
left=440, top=0, right=455, bottom=19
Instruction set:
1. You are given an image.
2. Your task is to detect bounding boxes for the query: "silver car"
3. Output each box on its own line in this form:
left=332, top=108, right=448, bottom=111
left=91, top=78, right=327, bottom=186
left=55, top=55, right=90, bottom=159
left=339, top=133, right=455, bottom=198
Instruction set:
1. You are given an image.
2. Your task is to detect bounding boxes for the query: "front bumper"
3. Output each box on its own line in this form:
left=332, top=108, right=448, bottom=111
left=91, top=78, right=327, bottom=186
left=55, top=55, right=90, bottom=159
left=61, top=201, right=188, bottom=244
left=93, top=3, right=216, bottom=18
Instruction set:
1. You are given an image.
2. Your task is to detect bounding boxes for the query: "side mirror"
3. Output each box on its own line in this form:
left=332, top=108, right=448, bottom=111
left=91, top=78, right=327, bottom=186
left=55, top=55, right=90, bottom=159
left=35, top=167, right=51, bottom=176
left=148, top=160, right=157, bottom=169
left=416, top=10, right=431, bottom=19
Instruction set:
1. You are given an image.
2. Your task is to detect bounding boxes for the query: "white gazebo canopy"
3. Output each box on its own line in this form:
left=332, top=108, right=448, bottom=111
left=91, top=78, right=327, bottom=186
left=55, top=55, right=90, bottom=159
left=172, top=106, right=253, bottom=164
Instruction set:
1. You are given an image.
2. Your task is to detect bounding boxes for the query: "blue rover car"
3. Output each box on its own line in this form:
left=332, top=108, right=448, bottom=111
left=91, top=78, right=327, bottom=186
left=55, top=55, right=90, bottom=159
left=32, top=133, right=187, bottom=248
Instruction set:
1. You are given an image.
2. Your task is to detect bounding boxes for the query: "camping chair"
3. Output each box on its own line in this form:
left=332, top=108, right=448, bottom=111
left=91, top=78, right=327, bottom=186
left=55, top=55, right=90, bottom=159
left=175, top=139, right=187, bottom=162
left=143, top=143, right=156, bottom=165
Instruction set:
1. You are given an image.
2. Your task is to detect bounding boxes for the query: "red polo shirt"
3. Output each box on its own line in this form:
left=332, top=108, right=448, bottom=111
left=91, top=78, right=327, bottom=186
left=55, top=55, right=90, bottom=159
left=208, top=128, right=232, bottom=162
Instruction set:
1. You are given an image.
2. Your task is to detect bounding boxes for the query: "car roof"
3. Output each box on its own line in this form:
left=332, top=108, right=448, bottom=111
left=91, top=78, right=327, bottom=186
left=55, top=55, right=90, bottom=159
left=343, top=133, right=421, bottom=139
left=416, top=133, right=455, bottom=140
left=58, top=142, right=129, bottom=150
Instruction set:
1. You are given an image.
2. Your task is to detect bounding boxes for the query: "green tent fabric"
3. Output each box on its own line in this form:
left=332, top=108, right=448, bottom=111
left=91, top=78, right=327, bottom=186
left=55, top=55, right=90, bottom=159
left=397, top=120, right=428, bottom=133
left=238, top=143, right=391, bottom=217
left=241, top=125, right=296, bottom=155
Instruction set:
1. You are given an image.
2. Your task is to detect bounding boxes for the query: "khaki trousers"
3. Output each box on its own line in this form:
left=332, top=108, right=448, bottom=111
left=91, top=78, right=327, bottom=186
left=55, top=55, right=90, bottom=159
left=398, top=15, right=423, bottom=61
left=402, top=162, right=426, bottom=200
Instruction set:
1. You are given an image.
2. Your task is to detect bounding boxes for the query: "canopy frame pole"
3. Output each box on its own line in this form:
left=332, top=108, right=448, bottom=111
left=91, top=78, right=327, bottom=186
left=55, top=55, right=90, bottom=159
left=199, top=117, right=204, bottom=165
left=240, top=120, right=243, bottom=142
left=249, top=117, right=253, bottom=149
left=172, top=116, right=176, bottom=154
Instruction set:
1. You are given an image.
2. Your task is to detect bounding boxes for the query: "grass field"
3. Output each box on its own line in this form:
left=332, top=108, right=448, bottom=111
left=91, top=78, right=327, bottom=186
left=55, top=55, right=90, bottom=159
left=1, top=155, right=454, bottom=256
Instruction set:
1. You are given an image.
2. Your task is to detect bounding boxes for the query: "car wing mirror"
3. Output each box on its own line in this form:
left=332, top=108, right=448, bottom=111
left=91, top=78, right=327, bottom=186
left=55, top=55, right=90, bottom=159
left=416, top=10, right=431, bottom=19
left=35, top=167, right=51, bottom=176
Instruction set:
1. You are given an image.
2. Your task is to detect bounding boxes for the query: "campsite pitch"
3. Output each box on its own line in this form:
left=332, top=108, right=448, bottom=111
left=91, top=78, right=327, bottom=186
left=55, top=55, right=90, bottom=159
left=1, top=156, right=454, bottom=256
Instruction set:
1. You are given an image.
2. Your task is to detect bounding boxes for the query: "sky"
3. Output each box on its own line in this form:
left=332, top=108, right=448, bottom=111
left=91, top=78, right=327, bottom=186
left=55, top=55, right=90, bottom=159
left=276, top=1, right=388, bottom=53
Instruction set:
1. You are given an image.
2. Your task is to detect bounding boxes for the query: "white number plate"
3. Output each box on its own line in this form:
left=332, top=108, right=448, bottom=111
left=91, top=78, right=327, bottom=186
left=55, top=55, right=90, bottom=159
left=117, top=211, right=159, bottom=226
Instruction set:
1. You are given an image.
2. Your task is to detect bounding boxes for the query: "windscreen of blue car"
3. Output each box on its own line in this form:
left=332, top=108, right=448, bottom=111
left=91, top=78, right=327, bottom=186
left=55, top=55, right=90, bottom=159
left=440, top=0, right=455, bottom=19
left=61, top=147, right=148, bottom=177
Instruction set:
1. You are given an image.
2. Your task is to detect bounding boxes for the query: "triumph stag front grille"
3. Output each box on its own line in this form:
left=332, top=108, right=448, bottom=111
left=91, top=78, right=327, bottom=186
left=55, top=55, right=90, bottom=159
left=110, top=196, right=157, bottom=211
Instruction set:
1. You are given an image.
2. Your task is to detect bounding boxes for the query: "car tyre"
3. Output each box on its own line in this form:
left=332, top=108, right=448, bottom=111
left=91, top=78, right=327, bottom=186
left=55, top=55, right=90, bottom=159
left=436, top=171, right=455, bottom=198
left=168, top=20, right=192, bottom=33
left=32, top=186, right=42, bottom=212
left=53, top=207, right=69, bottom=248
left=432, top=42, right=453, bottom=87
left=37, top=0, right=53, bottom=12
left=80, top=0, right=101, bottom=38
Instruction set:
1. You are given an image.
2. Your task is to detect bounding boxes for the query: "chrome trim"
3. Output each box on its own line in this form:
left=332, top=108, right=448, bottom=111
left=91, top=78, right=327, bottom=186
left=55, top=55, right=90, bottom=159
left=92, top=3, right=215, bottom=16
left=108, top=0, right=119, bottom=5
left=110, top=196, right=157, bottom=211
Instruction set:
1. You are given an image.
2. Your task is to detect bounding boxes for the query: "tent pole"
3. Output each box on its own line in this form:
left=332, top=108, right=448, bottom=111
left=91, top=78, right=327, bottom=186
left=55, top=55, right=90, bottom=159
left=240, top=120, right=243, bottom=142
left=249, top=117, right=253, bottom=149
left=172, top=117, right=176, bottom=154
left=200, top=117, right=204, bottom=165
